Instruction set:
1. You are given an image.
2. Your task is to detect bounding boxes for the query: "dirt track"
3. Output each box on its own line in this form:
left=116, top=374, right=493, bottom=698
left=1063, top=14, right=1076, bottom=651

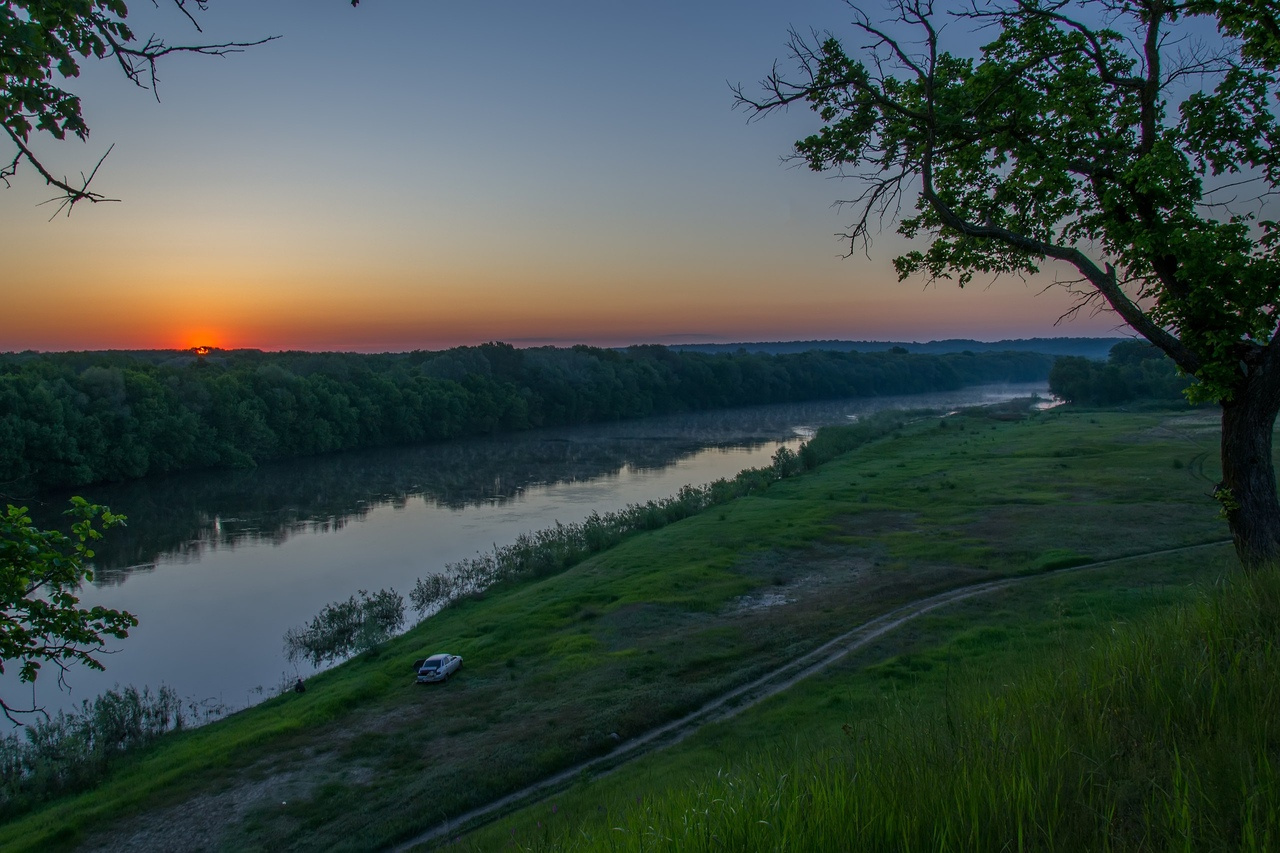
left=395, top=539, right=1232, bottom=851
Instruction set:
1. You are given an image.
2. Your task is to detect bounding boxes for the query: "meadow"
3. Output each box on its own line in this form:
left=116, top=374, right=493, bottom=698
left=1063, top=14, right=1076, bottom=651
left=474, top=539, right=1263, bottom=851
left=0, top=403, right=1252, bottom=851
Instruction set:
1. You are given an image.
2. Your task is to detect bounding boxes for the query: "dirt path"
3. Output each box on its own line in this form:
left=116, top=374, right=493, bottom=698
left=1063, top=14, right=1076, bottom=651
left=394, top=539, right=1232, bottom=851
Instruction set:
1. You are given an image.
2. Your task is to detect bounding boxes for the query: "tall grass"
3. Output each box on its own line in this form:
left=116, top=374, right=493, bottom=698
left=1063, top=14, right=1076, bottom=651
left=514, top=566, right=1280, bottom=851
left=0, top=685, right=186, bottom=819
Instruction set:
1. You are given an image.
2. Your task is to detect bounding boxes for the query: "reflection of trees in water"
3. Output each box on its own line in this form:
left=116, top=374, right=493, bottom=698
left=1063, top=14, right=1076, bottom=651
left=34, top=430, right=760, bottom=584
left=27, top=386, right=1041, bottom=585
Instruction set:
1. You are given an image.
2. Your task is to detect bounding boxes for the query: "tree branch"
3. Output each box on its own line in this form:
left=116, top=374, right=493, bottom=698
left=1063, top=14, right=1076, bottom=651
left=2, top=0, right=281, bottom=211
left=105, top=32, right=280, bottom=101
left=3, top=127, right=119, bottom=217
left=920, top=149, right=1201, bottom=372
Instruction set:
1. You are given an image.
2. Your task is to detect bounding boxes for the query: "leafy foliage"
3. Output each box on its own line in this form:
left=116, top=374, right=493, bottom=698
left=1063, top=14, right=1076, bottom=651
left=758, top=1, right=1280, bottom=400
left=0, top=498, right=135, bottom=723
left=1, top=1, right=281, bottom=213
left=283, top=588, right=405, bottom=668
left=740, top=0, right=1280, bottom=566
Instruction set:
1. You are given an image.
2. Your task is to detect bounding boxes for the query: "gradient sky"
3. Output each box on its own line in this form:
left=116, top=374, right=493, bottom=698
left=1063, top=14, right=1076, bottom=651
left=2, top=0, right=1130, bottom=352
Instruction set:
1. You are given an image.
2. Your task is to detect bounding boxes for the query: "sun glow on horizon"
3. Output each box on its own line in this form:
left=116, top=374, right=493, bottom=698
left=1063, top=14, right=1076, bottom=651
left=177, top=328, right=229, bottom=352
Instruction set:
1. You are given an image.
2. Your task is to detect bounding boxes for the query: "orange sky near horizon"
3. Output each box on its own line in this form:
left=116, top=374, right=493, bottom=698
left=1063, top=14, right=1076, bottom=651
left=6, top=275, right=1121, bottom=353
left=4, top=212, right=1124, bottom=353
left=1, top=1, right=1132, bottom=355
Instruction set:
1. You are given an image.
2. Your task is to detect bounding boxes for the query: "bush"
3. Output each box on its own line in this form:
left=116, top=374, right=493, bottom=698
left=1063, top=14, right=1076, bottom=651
left=283, top=588, right=406, bottom=667
left=0, top=685, right=184, bottom=818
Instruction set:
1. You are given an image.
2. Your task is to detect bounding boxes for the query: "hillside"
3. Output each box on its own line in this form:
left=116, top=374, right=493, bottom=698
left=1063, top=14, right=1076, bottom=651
left=0, top=403, right=1257, bottom=851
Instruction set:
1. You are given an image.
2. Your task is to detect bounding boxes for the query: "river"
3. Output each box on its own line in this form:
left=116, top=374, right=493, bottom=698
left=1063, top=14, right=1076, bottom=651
left=11, top=384, right=1047, bottom=721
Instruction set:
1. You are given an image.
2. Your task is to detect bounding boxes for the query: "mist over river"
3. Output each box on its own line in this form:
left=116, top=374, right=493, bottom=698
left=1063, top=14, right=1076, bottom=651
left=11, top=384, right=1046, bottom=720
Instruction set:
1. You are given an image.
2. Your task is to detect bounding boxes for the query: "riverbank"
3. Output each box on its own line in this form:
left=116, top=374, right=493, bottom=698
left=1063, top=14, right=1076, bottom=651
left=0, top=404, right=1240, bottom=850
left=20, top=385, right=1046, bottom=722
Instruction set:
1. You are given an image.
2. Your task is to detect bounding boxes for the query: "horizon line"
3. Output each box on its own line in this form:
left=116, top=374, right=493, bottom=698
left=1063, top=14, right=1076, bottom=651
left=1, top=333, right=1134, bottom=357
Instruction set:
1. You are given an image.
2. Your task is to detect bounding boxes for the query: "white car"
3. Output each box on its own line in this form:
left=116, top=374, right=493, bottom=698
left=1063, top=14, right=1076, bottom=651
left=414, top=653, right=462, bottom=684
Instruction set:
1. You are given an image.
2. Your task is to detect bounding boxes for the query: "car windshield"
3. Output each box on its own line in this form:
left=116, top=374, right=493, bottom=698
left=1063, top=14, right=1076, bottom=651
left=421, top=662, right=439, bottom=670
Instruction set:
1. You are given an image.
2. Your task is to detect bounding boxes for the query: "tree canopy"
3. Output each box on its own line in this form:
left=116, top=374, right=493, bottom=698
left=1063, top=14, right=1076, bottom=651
left=741, top=0, right=1280, bottom=567
left=0, top=345, right=1052, bottom=494
left=0, top=499, right=135, bottom=723
left=1050, top=341, right=1193, bottom=405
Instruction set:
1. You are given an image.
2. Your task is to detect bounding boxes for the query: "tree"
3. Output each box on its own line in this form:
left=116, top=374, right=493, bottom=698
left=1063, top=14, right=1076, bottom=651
left=0, top=498, right=136, bottom=724
left=2, top=0, right=362, bottom=216
left=738, top=0, right=1280, bottom=568
left=1050, top=342, right=1192, bottom=404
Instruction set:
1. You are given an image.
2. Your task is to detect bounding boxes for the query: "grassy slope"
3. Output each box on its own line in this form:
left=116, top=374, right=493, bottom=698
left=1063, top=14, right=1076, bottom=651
left=478, top=547, right=1280, bottom=851
left=472, top=546, right=1243, bottom=851
left=0, top=406, right=1234, bottom=850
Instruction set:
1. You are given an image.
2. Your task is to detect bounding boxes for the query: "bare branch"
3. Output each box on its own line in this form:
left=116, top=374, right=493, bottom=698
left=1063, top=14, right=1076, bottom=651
left=733, top=27, right=932, bottom=123
left=103, top=31, right=280, bottom=101
left=832, top=166, right=914, bottom=256
left=0, top=692, right=49, bottom=727
left=159, top=0, right=208, bottom=33
left=3, top=127, right=119, bottom=216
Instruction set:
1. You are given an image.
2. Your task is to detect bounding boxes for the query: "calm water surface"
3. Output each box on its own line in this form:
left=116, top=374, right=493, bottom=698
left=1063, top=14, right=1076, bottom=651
left=15, top=384, right=1046, bottom=719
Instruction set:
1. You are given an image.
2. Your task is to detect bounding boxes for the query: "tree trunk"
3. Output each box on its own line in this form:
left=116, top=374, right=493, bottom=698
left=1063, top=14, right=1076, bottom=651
left=1219, top=369, right=1280, bottom=569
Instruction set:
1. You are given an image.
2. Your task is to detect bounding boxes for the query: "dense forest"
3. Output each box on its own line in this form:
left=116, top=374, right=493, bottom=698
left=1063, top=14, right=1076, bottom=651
left=0, top=343, right=1052, bottom=494
left=1048, top=341, right=1192, bottom=406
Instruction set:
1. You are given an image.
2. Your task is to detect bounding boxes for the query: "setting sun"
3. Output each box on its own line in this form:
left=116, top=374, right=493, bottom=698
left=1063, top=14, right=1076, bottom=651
left=178, top=328, right=226, bottom=352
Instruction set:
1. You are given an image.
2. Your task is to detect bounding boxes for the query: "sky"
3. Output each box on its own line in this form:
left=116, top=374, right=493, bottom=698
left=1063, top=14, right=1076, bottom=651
left=1, top=0, right=1132, bottom=353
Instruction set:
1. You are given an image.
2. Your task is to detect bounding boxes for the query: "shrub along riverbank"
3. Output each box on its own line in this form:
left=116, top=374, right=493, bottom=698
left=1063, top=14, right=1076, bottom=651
left=0, top=404, right=1245, bottom=851
left=0, top=344, right=1050, bottom=493
left=0, top=687, right=187, bottom=817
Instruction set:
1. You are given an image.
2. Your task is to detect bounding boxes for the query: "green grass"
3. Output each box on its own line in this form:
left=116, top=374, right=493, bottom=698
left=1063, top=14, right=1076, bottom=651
left=0, top=406, right=1240, bottom=851
left=481, top=553, right=1278, bottom=851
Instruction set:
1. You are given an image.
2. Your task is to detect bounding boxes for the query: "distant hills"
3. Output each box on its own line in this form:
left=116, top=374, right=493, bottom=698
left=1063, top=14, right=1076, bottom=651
left=664, top=337, right=1129, bottom=359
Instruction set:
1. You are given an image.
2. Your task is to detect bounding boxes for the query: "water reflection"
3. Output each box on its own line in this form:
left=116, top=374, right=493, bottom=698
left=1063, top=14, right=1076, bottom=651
left=5, top=384, right=1050, bottom=720
left=28, top=387, right=1046, bottom=586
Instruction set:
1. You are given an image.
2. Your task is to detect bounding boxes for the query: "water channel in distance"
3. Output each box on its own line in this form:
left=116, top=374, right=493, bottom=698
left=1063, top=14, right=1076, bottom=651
left=15, top=383, right=1048, bottom=720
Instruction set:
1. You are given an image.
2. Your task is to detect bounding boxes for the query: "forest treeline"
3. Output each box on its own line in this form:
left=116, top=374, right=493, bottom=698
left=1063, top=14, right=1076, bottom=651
left=1048, top=341, right=1192, bottom=406
left=0, top=343, right=1052, bottom=494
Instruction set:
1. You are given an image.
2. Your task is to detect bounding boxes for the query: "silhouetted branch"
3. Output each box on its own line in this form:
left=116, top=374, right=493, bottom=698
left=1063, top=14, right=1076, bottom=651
left=106, top=33, right=280, bottom=101
left=3, top=127, right=119, bottom=216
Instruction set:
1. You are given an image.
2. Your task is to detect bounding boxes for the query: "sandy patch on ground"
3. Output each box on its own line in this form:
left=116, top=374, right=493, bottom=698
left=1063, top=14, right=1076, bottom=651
left=81, top=770, right=312, bottom=853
